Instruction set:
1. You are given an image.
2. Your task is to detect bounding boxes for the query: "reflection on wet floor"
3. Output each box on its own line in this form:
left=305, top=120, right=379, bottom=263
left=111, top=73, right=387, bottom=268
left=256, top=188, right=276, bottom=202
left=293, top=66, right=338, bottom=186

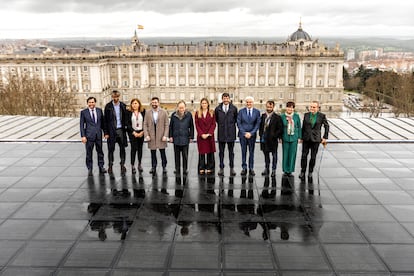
left=0, top=142, right=414, bottom=274
left=85, top=173, right=321, bottom=244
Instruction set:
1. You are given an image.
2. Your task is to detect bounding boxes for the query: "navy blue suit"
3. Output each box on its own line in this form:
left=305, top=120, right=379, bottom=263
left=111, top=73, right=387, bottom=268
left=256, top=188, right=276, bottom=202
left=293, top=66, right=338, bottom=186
left=80, top=108, right=105, bottom=170
left=237, top=107, right=261, bottom=170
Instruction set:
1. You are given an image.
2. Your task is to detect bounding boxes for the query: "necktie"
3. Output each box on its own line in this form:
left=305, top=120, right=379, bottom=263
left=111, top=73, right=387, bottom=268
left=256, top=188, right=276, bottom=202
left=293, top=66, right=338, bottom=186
left=91, top=109, right=96, bottom=123
left=248, top=109, right=251, bottom=118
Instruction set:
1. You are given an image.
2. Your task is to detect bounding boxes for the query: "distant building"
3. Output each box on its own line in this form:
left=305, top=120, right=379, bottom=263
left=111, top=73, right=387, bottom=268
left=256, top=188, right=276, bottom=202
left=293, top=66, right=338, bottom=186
left=346, top=49, right=355, bottom=61
left=0, top=23, right=344, bottom=112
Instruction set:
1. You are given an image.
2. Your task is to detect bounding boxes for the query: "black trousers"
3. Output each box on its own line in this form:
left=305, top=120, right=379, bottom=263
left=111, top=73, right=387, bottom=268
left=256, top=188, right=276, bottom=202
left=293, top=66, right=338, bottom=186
left=130, top=134, right=144, bottom=166
left=218, top=141, right=235, bottom=169
left=108, top=129, right=126, bottom=166
left=198, top=153, right=215, bottom=171
left=301, top=141, right=320, bottom=173
left=151, top=148, right=167, bottom=169
left=263, top=148, right=278, bottom=170
left=174, top=145, right=189, bottom=173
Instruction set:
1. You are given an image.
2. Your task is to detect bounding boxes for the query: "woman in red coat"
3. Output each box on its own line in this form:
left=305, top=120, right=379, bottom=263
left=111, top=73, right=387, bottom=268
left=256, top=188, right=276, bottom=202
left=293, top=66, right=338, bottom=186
left=195, top=98, right=216, bottom=175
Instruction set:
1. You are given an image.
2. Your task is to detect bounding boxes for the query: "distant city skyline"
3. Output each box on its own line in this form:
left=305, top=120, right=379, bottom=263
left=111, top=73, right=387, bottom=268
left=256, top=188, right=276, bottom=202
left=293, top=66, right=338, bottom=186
left=1, top=0, right=414, bottom=39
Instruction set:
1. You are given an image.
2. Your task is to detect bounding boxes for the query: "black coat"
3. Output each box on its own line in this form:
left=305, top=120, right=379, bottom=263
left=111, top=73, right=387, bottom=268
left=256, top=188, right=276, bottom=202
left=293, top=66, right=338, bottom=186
left=169, top=111, right=194, bottom=146
left=259, top=112, right=283, bottom=152
left=104, top=101, right=128, bottom=147
left=301, top=112, right=329, bottom=142
left=126, top=109, right=146, bottom=138
left=214, top=103, right=238, bottom=142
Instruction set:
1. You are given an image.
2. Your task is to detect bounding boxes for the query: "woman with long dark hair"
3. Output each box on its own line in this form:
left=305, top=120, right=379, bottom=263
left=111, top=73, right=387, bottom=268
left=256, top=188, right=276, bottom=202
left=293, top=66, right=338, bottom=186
left=126, top=98, right=145, bottom=174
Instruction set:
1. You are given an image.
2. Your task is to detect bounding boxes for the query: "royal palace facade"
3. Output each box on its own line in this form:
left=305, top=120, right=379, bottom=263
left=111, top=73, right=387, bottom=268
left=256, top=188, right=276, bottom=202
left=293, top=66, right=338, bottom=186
left=0, top=24, right=344, bottom=112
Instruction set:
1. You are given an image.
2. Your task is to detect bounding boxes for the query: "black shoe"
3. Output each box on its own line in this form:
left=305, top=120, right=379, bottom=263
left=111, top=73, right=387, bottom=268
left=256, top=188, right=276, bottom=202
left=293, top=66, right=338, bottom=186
left=183, top=171, right=188, bottom=176
left=261, top=169, right=269, bottom=176
left=99, top=168, right=107, bottom=174
left=308, top=173, right=313, bottom=179
left=88, top=169, right=93, bottom=176
left=271, top=170, right=276, bottom=177
left=218, top=168, right=224, bottom=176
left=108, top=166, right=113, bottom=174
left=240, top=169, right=247, bottom=176
left=230, top=168, right=236, bottom=176
left=249, top=169, right=255, bottom=176
left=138, top=164, right=143, bottom=172
left=149, top=167, right=156, bottom=174
left=299, top=171, right=305, bottom=180
left=163, top=167, right=167, bottom=174
left=132, top=167, right=136, bottom=174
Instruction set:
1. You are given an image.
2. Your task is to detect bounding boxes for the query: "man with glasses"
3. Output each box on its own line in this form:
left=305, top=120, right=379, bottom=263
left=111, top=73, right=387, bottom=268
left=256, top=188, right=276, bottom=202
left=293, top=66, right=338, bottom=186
left=299, top=101, right=329, bottom=180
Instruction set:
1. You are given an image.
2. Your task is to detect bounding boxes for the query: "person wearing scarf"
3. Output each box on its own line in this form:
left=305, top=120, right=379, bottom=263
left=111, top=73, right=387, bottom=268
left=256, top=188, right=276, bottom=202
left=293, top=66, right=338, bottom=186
left=281, top=101, right=302, bottom=176
left=299, top=101, right=329, bottom=180
left=169, top=100, right=194, bottom=176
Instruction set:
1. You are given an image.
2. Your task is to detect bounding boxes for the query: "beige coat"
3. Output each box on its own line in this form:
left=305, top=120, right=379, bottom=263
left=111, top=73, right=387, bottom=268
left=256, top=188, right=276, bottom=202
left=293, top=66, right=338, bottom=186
left=143, top=108, right=169, bottom=150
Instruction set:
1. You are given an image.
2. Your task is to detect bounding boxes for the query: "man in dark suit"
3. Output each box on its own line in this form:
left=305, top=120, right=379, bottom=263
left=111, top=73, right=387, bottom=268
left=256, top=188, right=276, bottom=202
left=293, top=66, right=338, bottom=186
left=80, top=97, right=107, bottom=176
left=104, top=90, right=128, bottom=176
left=215, top=92, right=238, bottom=177
left=237, top=96, right=261, bottom=176
left=299, top=101, right=329, bottom=179
left=259, top=100, right=283, bottom=177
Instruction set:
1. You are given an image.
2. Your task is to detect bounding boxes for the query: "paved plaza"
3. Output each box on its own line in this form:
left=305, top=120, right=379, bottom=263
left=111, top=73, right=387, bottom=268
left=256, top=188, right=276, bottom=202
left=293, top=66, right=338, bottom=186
left=0, top=138, right=414, bottom=275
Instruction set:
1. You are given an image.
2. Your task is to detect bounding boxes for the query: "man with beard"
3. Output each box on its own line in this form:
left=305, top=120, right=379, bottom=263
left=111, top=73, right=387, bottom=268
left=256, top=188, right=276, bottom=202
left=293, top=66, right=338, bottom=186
left=259, top=100, right=283, bottom=177
left=143, top=97, right=169, bottom=174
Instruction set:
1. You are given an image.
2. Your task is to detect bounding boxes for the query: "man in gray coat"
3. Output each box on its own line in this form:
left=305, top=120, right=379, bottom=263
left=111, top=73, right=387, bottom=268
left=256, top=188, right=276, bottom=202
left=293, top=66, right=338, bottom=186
left=143, top=97, right=169, bottom=175
left=215, top=92, right=238, bottom=176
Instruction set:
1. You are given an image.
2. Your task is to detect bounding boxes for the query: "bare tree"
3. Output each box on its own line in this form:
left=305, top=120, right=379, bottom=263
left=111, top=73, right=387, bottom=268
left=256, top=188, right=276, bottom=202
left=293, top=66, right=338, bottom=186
left=0, top=74, right=77, bottom=116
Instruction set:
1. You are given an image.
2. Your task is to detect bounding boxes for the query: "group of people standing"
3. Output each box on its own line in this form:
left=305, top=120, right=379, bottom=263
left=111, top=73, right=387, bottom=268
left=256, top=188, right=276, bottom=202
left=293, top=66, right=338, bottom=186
left=80, top=90, right=329, bottom=179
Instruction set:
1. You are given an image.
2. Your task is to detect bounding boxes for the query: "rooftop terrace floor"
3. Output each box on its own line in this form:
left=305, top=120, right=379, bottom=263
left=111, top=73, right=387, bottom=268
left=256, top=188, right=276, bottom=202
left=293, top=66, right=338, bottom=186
left=0, top=141, right=413, bottom=275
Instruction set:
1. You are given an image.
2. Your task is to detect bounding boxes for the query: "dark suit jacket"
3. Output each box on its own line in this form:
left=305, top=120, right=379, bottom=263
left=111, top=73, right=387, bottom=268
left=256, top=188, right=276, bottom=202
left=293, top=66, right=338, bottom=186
left=259, top=112, right=283, bottom=152
left=237, top=107, right=261, bottom=138
left=215, top=103, right=238, bottom=142
left=301, top=112, right=329, bottom=142
left=104, top=101, right=128, bottom=147
left=80, top=107, right=105, bottom=141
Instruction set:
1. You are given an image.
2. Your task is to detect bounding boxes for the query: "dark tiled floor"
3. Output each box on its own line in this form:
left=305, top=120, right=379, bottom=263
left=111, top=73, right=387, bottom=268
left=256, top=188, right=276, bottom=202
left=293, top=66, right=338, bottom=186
left=0, top=142, right=413, bottom=275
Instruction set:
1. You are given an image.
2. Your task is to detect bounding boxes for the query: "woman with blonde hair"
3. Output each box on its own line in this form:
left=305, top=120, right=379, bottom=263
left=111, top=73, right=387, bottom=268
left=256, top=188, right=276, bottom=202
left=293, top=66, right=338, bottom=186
left=195, top=98, right=216, bottom=175
left=126, top=98, right=145, bottom=174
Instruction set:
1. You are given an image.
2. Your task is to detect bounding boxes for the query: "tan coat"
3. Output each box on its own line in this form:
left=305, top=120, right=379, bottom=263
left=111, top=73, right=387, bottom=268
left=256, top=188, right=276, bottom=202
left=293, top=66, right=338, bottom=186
left=143, top=108, right=169, bottom=150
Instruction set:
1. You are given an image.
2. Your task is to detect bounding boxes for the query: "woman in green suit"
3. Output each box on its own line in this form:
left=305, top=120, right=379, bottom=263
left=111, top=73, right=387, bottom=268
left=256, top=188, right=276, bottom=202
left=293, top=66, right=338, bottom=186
left=281, top=101, right=302, bottom=176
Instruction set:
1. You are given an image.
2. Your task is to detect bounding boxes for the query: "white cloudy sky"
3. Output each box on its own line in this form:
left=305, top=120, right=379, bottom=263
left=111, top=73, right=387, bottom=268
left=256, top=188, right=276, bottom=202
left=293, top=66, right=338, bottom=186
left=0, top=0, right=413, bottom=39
